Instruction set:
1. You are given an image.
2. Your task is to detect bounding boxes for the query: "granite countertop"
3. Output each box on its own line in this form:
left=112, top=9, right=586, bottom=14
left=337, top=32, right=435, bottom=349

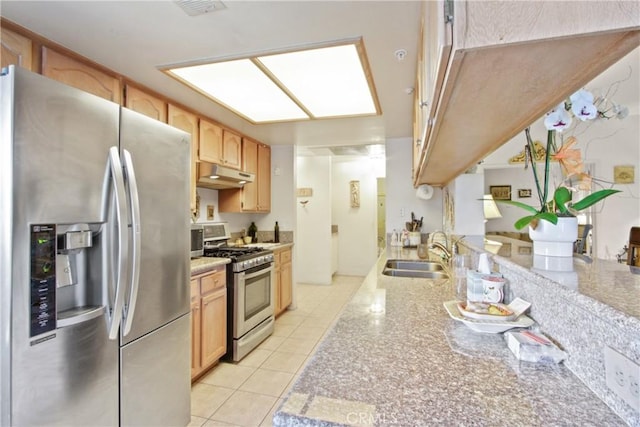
left=273, top=246, right=625, bottom=426
left=190, top=257, right=230, bottom=276
left=478, top=235, right=640, bottom=321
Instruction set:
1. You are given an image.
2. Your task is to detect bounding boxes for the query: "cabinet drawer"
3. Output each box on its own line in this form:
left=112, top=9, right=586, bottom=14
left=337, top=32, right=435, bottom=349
left=190, top=279, right=199, bottom=302
left=200, top=268, right=226, bottom=294
left=280, top=249, right=292, bottom=264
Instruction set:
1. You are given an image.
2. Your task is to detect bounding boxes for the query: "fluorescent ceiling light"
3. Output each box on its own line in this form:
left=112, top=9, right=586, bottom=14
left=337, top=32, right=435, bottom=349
left=163, top=40, right=380, bottom=123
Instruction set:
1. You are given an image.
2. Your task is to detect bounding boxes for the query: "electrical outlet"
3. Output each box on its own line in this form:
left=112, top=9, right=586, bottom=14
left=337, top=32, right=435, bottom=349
left=604, top=346, right=640, bottom=412
left=400, top=208, right=405, bottom=217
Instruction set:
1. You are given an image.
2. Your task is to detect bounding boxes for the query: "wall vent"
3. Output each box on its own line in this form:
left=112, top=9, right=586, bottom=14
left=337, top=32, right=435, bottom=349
left=173, top=0, right=226, bottom=17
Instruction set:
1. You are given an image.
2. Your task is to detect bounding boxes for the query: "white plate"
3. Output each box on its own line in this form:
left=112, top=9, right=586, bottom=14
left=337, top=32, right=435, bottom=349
left=443, top=301, right=534, bottom=333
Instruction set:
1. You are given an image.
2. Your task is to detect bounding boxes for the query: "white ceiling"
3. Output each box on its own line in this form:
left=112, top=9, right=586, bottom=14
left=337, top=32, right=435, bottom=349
left=1, top=0, right=421, bottom=148
left=2, top=1, right=638, bottom=150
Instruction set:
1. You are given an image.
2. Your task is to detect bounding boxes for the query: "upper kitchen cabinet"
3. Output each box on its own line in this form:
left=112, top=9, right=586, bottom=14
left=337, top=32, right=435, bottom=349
left=256, top=142, right=271, bottom=212
left=218, top=138, right=271, bottom=213
left=168, top=104, right=198, bottom=212
left=414, top=0, right=640, bottom=187
left=41, top=47, right=121, bottom=103
left=124, top=84, right=167, bottom=123
left=1, top=27, right=33, bottom=71
left=199, top=121, right=242, bottom=170
left=413, top=0, right=452, bottom=180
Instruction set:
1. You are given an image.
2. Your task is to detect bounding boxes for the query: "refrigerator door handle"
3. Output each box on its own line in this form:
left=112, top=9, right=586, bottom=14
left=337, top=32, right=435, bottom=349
left=121, top=149, right=141, bottom=336
left=104, top=146, right=129, bottom=340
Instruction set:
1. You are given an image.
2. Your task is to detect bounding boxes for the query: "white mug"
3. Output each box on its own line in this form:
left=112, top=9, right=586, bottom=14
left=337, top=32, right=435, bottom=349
left=481, top=275, right=505, bottom=303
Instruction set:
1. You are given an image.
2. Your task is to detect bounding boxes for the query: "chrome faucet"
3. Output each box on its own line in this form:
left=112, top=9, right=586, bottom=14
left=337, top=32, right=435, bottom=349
left=429, top=242, right=452, bottom=261
left=428, top=231, right=465, bottom=262
left=428, top=230, right=451, bottom=261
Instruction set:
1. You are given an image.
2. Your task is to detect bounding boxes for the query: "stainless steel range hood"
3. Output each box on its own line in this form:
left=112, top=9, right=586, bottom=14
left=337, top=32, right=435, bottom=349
left=197, top=162, right=254, bottom=190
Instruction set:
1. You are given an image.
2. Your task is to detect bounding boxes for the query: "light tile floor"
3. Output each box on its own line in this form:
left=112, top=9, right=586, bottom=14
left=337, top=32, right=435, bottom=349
left=189, top=275, right=363, bottom=427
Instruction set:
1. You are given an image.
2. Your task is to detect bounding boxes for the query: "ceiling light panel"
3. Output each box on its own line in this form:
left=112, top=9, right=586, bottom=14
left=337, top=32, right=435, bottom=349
left=170, top=59, right=309, bottom=122
left=258, top=44, right=377, bottom=118
left=164, top=40, right=379, bottom=123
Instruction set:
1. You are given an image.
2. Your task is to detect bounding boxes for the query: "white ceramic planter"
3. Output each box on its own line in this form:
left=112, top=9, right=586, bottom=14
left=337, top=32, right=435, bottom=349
left=528, top=216, right=578, bottom=257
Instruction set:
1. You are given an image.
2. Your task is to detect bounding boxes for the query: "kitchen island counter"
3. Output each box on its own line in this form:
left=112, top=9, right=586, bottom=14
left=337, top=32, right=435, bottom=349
left=273, top=246, right=625, bottom=426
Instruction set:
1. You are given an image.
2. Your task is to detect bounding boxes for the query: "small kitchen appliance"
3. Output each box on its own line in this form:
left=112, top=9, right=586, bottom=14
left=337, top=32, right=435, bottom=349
left=191, top=224, right=204, bottom=258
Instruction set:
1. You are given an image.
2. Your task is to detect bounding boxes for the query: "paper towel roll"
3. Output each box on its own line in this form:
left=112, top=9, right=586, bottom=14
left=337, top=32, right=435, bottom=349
left=416, top=184, right=434, bottom=200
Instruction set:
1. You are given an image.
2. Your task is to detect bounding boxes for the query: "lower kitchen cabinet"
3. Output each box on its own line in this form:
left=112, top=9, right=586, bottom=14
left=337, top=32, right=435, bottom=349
left=274, top=247, right=292, bottom=316
left=190, top=266, right=227, bottom=380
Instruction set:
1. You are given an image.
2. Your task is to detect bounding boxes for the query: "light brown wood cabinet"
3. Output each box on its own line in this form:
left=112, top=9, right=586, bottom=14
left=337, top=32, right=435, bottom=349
left=168, top=104, right=199, bottom=213
left=190, top=266, right=227, bottom=380
left=1, top=27, right=33, bottom=71
left=41, top=47, right=121, bottom=103
left=125, top=84, right=167, bottom=122
left=414, top=1, right=640, bottom=187
left=274, top=247, right=292, bottom=316
left=199, top=120, right=242, bottom=170
left=218, top=138, right=271, bottom=213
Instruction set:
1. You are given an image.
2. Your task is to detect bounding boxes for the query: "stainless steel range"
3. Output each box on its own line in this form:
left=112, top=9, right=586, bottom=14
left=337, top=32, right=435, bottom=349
left=202, top=223, right=275, bottom=361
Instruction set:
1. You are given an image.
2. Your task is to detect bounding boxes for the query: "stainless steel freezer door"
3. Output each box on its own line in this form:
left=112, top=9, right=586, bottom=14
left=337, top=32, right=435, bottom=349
left=12, top=316, right=119, bottom=426
left=119, top=108, right=191, bottom=346
left=2, top=67, right=121, bottom=426
left=120, top=313, right=191, bottom=427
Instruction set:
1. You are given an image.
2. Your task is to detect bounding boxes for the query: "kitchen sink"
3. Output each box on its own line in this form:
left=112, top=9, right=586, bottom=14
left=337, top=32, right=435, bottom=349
left=384, top=260, right=444, bottom=271
left=382, top=259, right=449, bottom=279
left=382, top=269, right=449, bottom=279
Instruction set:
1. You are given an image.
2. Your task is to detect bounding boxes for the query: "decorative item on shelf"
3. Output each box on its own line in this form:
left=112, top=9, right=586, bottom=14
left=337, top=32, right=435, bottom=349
left=495, top=88, right=624, bottom=256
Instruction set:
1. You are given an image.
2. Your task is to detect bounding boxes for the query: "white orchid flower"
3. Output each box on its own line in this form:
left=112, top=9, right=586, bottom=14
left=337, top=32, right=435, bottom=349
left=544, top=103, right=572, bottom=131
left=570, top=89, right=597, bottom=121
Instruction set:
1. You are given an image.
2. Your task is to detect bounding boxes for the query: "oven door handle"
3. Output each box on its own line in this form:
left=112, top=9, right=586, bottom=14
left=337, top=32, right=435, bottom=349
left=242, top=264, right=273, bottom=280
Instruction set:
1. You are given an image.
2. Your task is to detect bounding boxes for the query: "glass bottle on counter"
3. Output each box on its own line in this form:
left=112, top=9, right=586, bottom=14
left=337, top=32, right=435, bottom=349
left=274, top=221, right=280, bottom=243
left=248, top=221, right=257, bottom=243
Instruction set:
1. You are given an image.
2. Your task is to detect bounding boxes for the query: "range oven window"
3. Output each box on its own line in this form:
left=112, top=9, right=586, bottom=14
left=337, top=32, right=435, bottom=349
left=244, top=268, right=271, bottom=320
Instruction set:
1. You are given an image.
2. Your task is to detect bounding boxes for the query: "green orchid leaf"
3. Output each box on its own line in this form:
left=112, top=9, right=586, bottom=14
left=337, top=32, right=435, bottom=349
left=571, top=189, right=621, bottom=211
left=514, top=212, right=558, bottom=230
left=514, top=216, right=536, bottom=230
left=553, top=187, right=571, bottom=214
left=536, top=212, right=559, bottom=224
left=494, top=200, right=539, bottom=214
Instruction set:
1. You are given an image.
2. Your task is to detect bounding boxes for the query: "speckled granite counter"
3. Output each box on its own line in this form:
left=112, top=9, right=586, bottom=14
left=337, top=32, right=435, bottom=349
left=273, top=246, right=627, bottom=426
left=462, top=235, right=640, bottom=425
left=190, top=257, right=229, bottom=276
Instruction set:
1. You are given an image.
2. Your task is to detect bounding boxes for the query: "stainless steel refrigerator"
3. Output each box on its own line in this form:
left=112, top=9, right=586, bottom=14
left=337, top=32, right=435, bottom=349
left=0, top=66, right=191, bottom=426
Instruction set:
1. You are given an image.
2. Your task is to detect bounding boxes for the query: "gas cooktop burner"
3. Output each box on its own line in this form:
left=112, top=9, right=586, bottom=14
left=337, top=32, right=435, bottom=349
left=206, top=247, right=265, bottom=258
left=204, top=245, right=274, bottom=271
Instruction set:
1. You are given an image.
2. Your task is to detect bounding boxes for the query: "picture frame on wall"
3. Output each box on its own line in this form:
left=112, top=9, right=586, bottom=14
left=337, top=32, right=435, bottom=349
left=518, top=189, right=532, bottom=198
left=490, top=185, right=511, bottom=201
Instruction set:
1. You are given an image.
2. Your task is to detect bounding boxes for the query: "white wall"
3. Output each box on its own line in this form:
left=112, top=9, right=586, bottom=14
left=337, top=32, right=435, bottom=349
left=385, top=137, right=443, bottom=234
left=296, top=156, right=333, bottom=284
left=448, top=173, right=485, bottom=237
left=331, top=157, right=380, bottom=276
